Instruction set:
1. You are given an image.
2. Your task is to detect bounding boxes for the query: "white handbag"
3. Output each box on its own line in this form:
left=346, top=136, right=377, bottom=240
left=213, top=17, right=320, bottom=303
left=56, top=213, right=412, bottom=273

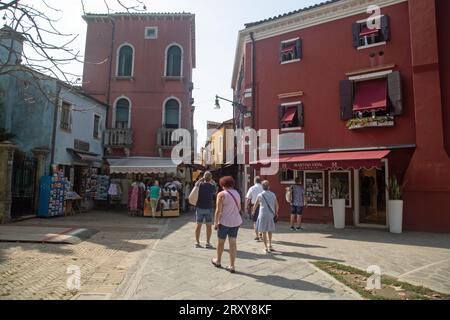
left=285, top=187, right=293, bottom=204
left=188, top=185, right=199, bottom=206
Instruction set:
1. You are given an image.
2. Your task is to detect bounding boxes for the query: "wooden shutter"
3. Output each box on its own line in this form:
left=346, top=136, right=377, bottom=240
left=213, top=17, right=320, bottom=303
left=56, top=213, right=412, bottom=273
left=296, top=39, right=303, bottom=60
left=297, top=103, right=304, bottom=127
left=279, top=42, right=284, bottom=63
left=278, top=105, right=285, bottom=128
left=380, top=15, right=390, bottom=42
left=388, top=71, right=402, bottom=116
left=352, top=22, right=361, bottom=48
left=340, top=80, right=354, bottom=120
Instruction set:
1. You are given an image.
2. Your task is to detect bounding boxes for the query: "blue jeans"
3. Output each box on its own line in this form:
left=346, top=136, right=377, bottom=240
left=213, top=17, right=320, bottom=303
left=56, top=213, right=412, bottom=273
left=196, top=208, right=213, bottom=224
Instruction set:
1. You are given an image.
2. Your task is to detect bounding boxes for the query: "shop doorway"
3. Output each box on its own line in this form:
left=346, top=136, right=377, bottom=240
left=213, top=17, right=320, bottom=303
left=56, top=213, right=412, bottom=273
left=358, top=167, right=387, bottom=226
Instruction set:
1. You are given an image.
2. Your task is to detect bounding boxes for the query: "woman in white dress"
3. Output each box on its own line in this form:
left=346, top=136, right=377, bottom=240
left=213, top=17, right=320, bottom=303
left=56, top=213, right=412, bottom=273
left=252, top=181, right=279, bottom=253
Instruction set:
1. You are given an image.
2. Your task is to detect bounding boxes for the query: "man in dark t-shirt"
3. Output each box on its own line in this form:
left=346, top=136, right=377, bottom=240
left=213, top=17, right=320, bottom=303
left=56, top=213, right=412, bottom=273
left=195, top=171, right=217, bottom=249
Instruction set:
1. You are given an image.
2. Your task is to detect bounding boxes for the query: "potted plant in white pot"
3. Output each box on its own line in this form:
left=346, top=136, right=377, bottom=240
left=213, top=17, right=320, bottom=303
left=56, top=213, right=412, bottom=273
left=331, top=179, right=346, bottom=229
left=387, top=176, right=404, bottom=234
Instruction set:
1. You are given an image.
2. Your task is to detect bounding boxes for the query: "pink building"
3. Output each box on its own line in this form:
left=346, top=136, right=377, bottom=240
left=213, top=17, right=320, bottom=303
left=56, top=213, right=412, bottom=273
left=82, top=12, right=196, bottom=172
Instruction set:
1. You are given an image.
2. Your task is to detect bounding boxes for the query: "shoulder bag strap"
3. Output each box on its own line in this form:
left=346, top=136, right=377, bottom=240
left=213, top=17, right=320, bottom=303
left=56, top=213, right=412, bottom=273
left=225, top=190, right=240, bottom=211
left=261, top=193, right=275, bottom=215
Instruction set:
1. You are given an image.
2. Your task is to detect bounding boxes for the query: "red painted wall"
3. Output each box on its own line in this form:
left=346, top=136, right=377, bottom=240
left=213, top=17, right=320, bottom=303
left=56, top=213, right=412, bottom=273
left=242, top=3, right=414, bottom=224
left=436, top=0, right=450, bottom=157
left=402, top=0, right=450, bottom=233
left=237, top=1, right=450, bottom=232
left=83, top=15, right=194, bottom=157
left=248, top=2, right=415, bottom=150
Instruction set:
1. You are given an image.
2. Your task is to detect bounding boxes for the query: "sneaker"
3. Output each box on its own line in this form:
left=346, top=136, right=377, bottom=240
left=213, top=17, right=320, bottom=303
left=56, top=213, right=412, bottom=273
left=296, top=226, right=303, bottom=231
left=290, top=227, right=295, bottom=231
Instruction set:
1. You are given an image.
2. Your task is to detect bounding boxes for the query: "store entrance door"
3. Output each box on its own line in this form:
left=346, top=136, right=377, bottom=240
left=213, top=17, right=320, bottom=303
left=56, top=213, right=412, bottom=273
left=358, top=167, right=387, bottom=226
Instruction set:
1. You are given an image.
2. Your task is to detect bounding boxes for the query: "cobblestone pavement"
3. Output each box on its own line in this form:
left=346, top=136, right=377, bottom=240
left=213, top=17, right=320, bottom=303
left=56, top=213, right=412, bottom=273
left=115, top=217, right=361, bottom=300
left=1, top=211, right=449, bottom=300
left=116, top=215, right=450, bottom=299
left=0, top=211, right=165, bottom=300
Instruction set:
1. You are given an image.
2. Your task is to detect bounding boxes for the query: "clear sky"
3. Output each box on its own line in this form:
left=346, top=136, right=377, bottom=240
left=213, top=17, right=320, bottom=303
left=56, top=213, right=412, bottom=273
left=24, top=0, right=324, bottom=153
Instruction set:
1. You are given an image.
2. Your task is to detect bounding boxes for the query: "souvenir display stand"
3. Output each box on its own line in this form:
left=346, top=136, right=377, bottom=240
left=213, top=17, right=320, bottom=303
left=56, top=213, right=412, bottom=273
left=38, top=172, right=66, bottom=217
left=159, top=182, right=180, bottom=217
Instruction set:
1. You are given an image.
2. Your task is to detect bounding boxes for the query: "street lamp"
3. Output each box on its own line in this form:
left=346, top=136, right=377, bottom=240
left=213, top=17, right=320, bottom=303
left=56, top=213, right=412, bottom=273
left=214, top=95, right=250, bottom=115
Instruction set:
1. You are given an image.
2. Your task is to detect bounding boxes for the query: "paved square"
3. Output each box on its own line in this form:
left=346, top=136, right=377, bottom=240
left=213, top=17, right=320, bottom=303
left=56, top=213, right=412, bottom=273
left=0, top=211, right=449, bottom=300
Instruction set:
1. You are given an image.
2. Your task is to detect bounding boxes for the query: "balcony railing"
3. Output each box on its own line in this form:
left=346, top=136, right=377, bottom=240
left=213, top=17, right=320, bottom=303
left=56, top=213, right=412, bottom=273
left=104, top=128, right=133, bottom=148
left=157, top=127, right=185, bottom=149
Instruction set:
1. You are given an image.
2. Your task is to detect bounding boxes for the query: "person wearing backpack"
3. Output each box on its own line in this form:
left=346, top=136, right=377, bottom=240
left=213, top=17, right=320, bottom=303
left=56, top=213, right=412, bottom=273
left=252, top=180, right=279, bottom=253
left=193, top=171, right=217, bottom=249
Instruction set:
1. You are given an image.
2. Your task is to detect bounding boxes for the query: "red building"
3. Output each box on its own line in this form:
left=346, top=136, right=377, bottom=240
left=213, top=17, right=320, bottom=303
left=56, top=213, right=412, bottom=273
left=82, top=12, right=196, bottom=171
left=232, top=0, right=450, bottom=232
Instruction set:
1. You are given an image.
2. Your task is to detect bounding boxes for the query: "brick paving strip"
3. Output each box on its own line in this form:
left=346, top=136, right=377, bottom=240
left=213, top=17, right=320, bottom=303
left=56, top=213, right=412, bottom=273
left=0, top=212, right=163, bottom=300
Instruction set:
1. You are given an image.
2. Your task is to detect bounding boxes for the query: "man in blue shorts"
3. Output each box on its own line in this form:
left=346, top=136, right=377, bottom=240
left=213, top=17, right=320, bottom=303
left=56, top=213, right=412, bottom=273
left=195, top=172, right=217, bottom=248
left=290, top=177, right=307, bottom=231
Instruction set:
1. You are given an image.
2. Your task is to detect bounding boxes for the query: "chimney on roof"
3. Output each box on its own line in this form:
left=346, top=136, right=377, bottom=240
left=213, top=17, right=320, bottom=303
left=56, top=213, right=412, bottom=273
left=0, top=25, right=25, bottom=66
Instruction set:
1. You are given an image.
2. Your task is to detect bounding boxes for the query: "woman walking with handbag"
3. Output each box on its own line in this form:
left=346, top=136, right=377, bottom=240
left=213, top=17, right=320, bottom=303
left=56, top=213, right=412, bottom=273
left=252, top=180, right=279, bottom=254
left=211, top=176, right=242, bottom=274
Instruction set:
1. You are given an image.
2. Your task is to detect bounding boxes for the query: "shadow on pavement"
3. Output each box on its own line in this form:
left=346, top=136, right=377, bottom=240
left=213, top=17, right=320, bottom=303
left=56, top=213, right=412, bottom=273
left=236, top=271, right=335, bottom=293
left=234, top=249, right=345, bottom=263
left=272, top=240, right=327, bottom=249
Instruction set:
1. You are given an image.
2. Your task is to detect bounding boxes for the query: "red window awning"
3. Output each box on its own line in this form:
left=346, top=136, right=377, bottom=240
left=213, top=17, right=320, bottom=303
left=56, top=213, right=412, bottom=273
left=353, top=78, right=388, bottom=113
left=282, top=45, right=296, bottom=53
left=255, top=150, right=390, bottom=171
left=360, top=27, right=380, bottom=36
left=281, top=107, right=297, bottom=123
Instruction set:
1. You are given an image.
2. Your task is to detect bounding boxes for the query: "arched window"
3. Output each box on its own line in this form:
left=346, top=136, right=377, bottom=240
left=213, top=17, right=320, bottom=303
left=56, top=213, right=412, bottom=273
left=115, top=98, right=130, bottom=128
left=164, top=99, right=180, bottom=129
left=166, top=45, right=182, bottom=77
left=117, top=45, right=133, bottom=77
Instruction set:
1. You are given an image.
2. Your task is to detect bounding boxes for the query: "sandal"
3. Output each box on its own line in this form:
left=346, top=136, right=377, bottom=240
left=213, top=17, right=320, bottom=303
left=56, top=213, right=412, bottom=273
left=195, top=243, right=203, bottom=248
left=211, top=258, right=222, bottom=268
left=269, top=246, right=275, bottom=252
left=225, top=266, right=236, bottom=274
left=205, top=243, right=214, bottom=249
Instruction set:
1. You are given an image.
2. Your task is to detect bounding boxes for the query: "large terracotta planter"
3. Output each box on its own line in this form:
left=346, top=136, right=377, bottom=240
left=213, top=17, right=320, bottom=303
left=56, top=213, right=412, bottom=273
left=388, top=200, right=403, bottom=234
left=332, top=199, right=346, bottom=229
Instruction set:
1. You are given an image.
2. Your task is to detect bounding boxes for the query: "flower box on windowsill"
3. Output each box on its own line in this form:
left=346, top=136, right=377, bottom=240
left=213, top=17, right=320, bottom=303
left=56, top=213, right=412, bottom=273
left=346, top=115, right=395, bottom=130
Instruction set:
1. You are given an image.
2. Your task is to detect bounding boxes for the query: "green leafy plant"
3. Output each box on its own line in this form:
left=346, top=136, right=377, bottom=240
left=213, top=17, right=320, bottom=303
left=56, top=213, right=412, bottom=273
left=387, top=176, right=404, bottom=200
left=331, top=178, right=346, bottom=199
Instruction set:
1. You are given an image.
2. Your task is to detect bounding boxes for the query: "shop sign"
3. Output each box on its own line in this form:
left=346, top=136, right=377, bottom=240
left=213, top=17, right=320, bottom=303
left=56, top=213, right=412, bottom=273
left=74, top=139, right=90, bottom=152
left=282, top=161, right=337, bottom=171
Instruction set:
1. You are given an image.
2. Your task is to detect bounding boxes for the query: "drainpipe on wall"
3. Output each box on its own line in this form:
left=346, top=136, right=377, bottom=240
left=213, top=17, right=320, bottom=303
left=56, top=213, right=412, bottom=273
left=250, top=32, right=256, bottom=130
left=50, top=82, right=62, bottom=168
left=106, top=17, right=116, bottom=127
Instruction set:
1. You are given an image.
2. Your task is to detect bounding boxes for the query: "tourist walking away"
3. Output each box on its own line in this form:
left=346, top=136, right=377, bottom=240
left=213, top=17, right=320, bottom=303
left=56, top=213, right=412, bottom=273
left=288, top=177, right=307, bottom=230
left=252, top=181, right=279, bottom=253
left=149, top=181, right=161, bottom=218
left=194, top=171, right=217, bottom=248
left=211, top=176, right=243, bottom=274
left=246, top=176, right=264, bottom=241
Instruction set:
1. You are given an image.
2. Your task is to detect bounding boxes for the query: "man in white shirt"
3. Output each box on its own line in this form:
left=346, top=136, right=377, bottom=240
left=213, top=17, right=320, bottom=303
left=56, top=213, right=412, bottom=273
left=246, top=176, right=264, bottom=241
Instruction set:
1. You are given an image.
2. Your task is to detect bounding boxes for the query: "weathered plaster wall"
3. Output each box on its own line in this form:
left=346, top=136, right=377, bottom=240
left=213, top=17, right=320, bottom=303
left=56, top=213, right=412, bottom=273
left=54, top=87, right=107, bottom=165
